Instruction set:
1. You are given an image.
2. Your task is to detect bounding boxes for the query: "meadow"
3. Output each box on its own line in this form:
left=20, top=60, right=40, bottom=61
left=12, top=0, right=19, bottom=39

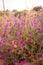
left=0, top=8, right=43, bottom=65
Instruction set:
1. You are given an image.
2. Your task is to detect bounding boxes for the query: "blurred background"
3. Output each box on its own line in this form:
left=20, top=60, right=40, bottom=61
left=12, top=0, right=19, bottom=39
left=0, top=0, right=43, bottom=11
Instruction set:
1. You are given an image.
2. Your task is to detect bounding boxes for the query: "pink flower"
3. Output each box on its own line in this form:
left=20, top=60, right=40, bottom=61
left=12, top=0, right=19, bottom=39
left=28, top=32, right=31, bottom=34
left=16, top=31, right=19, bottom=35
left=7, top=19, right=11, bottom=22
left=37, top=54, right=42, bottom=59
left=39, top=29, right=43, bottom=33
left=20, top=40, right=26, bottom=47
left=16, top=37, right=18, bottom=40
left=14, top=41, right=17, bottom=45
left=32, top=21, right=39, bottom=27
left=41, top=29, right=43, bottom=33
left=20, top=60, right=27, bottom=65
left=41, top=20, right=43, bottom=23
left=13, top=41, right=17, bottom=48
left=20, top=61, right=24, bottom=65
left=29, top=36, right=33, bottom=42
left=23, top=27, right=27, bottom=31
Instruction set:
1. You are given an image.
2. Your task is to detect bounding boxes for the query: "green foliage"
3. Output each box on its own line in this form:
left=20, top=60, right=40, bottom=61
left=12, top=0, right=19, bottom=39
left=33, top=6, right=42, bottom=11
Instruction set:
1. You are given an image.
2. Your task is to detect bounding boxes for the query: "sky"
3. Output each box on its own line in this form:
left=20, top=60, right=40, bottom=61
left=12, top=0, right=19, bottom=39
left=0, top=0, right=43, bottom=11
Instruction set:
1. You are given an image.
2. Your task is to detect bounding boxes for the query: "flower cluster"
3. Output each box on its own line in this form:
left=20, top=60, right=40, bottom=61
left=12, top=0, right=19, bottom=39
left=0, top=9, right=43, bottom=65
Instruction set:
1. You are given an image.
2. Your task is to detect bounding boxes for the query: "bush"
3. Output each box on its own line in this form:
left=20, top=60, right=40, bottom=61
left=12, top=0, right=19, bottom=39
left=0, top=9, right=43, bottom=65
